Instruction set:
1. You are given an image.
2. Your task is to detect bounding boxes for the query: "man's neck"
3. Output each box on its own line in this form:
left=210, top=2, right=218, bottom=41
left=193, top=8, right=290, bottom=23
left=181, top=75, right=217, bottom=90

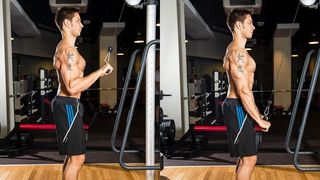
left=232, top=33, right=247, bottom=49
left=61, top=32, right=77, bottom=47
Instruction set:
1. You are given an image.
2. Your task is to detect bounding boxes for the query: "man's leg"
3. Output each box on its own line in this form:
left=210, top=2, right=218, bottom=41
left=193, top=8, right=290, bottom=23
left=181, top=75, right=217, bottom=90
left=63, top=154, right=85, bottom=180
left=63, top=156, right=70, bottom=173
left=235, top=157, right=243, bottom=174
left=236, top=155, right=257, bottom=180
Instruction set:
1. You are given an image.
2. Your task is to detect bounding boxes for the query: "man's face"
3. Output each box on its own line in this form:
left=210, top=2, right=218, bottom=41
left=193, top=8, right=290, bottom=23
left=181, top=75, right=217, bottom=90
left=240, top=15, right=255, bottom=39
left=69, top=12, right=83, bottom=37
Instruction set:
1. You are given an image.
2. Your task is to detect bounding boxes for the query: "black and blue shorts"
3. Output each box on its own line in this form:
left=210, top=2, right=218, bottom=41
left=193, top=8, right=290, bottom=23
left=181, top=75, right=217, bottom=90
left=222, top=98, right=257, bottom=157
left=52, top=96, right=86, bottom=156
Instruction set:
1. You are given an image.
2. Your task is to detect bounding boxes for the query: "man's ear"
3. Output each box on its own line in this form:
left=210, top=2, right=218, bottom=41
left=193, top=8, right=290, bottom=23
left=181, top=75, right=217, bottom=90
left=63, top=19, right=71, bottom=29
left=235, top=21, right=242, bottom=30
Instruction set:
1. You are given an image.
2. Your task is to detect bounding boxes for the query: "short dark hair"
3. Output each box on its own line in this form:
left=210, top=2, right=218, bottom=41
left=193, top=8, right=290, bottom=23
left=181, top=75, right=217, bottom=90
left=227, top=9, right=252, bottom=32
left=55, top=7, right=80, bottom=31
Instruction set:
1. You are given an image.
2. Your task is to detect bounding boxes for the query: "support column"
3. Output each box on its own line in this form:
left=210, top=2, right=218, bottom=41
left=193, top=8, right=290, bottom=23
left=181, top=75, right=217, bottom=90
left=178, top=0, right=189, bottom=135
left=99, top=22, right=124, bottom=108
left=160, top=0, right=189, bottom=138
left=273, top=23, right=299, bottom=110
left=0, top=0, right=13, bottom=137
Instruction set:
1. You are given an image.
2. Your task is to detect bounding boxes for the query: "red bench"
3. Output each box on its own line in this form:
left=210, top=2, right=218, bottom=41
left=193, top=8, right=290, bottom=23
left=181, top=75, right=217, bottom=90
left=19, top=123, right=90, bottom=141
left=194, top=125, right=263, bottom=132
left=166, top=124, right=264, bottom=158
left=193, top=125, right=263, bottom=146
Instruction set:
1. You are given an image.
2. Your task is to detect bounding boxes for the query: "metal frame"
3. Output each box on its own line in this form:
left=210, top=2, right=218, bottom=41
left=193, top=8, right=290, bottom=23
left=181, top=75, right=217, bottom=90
left=285, top=48, right=320, bottom=171
left=285, top=50, right=317, bottom=155
left=113, top=39, right=161, bottom=170
left=110, top=49, right=141, bottom=153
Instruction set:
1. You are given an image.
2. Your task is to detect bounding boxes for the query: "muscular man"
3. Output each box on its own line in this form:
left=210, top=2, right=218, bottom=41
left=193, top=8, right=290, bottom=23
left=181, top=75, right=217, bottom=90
left=222, top=9, right=271, bottom=180
left=52, top=7, right=113, bottom=180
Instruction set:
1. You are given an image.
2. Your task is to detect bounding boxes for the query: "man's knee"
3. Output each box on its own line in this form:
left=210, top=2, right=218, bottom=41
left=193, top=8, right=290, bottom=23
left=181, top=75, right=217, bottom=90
left=69, top=154, right=85, bottom=166
left=242, top=155, right=257, bottom=168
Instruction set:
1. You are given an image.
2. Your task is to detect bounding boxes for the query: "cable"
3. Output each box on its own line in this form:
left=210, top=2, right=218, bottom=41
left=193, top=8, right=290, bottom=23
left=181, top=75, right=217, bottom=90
left=264, top=2, right=301, bottom=118
left=104, top=2, right=127, bottom=73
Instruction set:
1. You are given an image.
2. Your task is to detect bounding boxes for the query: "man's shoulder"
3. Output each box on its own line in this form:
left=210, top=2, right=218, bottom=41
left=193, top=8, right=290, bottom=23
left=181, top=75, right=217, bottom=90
left=227, top=48, right=247, bottom=64
left=228, top=45, right=246, bottom=55
left=57, top=45, right=77, bottom=54
left=55, top=45, right=79, bottom=60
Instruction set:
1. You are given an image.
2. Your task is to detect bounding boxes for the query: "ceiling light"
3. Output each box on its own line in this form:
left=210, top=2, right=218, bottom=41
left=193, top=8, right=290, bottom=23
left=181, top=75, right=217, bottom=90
left=185, top=40, right=188, bottom=43
left=291, top=54, right=299, bottom=57
left=245, top=48, right=252, bottom=51
left=308, top=41, right=319, bottom=45
left=125, top=0, right=142, bottom=6
left=308, top=33, right=319, bottom=45
left=11, top=37, right=14, bottom=40
left=299, top=0, right=316, bottom=6
left=257, top=21, right=264, bottom=27
left=134, top=32, right=144, bottom=44
left=117, top=52, right=125, bottom=56
left=134, top=40, right=144, bottom=44
left=83, top=19, right=91, bottom=25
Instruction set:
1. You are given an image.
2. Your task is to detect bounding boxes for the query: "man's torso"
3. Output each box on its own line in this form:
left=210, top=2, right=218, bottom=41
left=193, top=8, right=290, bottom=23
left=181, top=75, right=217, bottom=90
left=223, top=44, right=256, bottom=98
left=53, top=42, right=86, bottom=98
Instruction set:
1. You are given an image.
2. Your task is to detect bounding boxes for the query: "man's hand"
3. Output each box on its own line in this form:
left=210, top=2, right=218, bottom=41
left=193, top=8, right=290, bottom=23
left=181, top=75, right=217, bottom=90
left=100, top=63, right=113, bottom=77
left=257, top=119, right=271, bottom=132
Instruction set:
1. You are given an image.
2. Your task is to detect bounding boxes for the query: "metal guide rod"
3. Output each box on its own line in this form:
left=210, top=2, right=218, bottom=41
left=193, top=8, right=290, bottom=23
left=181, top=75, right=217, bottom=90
left=252, top=89, right=309, bottom=93
left=87, top=88, right=135, bottom=91
left=146, top=2, right=157, bottom=179
left=183, top=89, right=310, bottom=100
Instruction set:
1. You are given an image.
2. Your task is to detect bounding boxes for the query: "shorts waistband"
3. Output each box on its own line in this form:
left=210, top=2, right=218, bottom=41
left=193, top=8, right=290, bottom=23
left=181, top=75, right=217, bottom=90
left=223, top=98, right=242, bottom=106
left=53, top=96, right=80, bottom=104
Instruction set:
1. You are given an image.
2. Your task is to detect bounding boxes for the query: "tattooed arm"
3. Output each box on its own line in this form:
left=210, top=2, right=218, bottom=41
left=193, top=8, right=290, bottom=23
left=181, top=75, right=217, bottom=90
left=59, top=48, right=113, bottom=95
left=229, top=49, right=270, bottom=128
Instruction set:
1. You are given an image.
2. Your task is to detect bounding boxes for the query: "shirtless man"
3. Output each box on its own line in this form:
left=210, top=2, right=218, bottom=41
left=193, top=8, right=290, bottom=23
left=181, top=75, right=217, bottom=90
left=51, top=7, right=113, bottom=180
left=222, top=9, right=271, bottom=180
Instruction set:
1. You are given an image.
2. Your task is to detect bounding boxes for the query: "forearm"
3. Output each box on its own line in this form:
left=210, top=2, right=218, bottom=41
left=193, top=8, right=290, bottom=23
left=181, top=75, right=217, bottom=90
left=238, top=90, right=262, bottom=123
left=68, top=69, right=102, bottom=95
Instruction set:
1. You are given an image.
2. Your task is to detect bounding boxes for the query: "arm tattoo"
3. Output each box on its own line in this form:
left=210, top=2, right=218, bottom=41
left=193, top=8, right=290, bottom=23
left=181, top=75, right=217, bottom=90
left=66, top=51, right=75, bottom=71
left=237, top=65, right=244, bottom=72
left=237, top=53, right=245, bottom=63
left=236, top=52, right=245, bottom=72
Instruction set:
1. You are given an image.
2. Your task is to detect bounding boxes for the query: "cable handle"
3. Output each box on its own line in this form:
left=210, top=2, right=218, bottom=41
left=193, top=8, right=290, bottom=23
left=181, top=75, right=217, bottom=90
left=104, top=46, right=113, bottom=73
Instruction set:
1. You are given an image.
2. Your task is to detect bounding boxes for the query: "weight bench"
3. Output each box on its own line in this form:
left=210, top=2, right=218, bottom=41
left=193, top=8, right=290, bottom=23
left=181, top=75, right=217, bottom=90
left=194, top=125, right=263, bottom=133
left=194, top=125, right=263, bottom=144
left=166, top=125, right=263, bottom=158
left=19, top=123, right=90, bottom=141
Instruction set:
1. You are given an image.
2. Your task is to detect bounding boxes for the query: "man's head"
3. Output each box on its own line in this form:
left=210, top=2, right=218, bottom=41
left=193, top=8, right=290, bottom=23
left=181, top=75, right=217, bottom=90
left=227, top=9, right=255, bottom=38
left=55, top=7, right=83, bottom=37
